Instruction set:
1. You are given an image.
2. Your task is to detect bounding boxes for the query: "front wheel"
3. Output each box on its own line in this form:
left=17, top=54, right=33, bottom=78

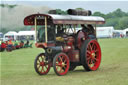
left=34, top=53, right=51, bottom=75
left=53, top=53, right=70, bottom=76
left=81, top=39, right=101, bottom=71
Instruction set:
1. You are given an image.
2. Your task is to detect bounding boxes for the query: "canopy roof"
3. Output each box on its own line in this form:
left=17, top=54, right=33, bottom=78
left=24, top=14, right=105, bottom=25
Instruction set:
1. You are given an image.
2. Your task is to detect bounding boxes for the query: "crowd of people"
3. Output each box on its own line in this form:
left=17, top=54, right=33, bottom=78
left=0, top=39, right=33, bottom=52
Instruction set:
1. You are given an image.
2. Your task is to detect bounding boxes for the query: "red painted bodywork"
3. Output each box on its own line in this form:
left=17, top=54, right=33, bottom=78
left=35, top=42, right=55, bottom=48
left=77, top=31, right=88, bottom=49
left=24, top=14, right=52, bottom=25
left=68, top=50, right=79, bottom=62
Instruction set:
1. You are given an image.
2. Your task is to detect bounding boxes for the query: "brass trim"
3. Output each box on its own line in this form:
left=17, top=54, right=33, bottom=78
left=47, top=48, right=52, bottom=54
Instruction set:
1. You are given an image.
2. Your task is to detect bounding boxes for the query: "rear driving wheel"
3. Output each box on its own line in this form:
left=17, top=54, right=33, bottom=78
left=81, top=39, right=101, bottom=71
left=34, top=53, right=51, bottom=75
left=53, top=53, right=70, bottom=76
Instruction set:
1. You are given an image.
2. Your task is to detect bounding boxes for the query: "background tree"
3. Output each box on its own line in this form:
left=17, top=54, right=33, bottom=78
left=75, top=8, right=85, bottom=11
left=93, top=8, right=128, bottom=30
left=92, top=12, right=106, bottom=19
left=118, top=17, right=128, bottom=30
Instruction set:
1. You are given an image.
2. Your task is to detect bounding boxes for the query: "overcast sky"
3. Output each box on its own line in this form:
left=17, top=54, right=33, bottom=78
left=1, top=0, right=128, bottom=14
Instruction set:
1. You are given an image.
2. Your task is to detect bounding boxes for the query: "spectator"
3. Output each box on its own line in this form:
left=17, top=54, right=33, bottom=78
left=20, top=40, right=24, bottom=48
left=8, top=39, right=13, bottom=48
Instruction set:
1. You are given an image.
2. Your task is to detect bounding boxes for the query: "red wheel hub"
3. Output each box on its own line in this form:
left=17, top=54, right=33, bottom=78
left=40, top=62, right=45, bottom=66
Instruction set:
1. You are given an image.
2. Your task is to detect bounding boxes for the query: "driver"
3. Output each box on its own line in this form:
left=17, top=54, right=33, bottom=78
left=81, top=24, right=89, bottom=34
left=87, top=24, right=96, bottom=39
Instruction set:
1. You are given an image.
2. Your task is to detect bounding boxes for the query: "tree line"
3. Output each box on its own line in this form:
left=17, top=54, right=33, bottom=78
left=0, top=4, right=128, bottom=34
left=93, top=8, right=128, bottom=30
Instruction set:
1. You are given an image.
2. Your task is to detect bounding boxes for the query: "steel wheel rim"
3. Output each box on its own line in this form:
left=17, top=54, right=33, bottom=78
left=36, top=54, right=50, bottom=75
left=55, top=54, right=69, bottom=75
left=86, top=40, right=101, bottom=70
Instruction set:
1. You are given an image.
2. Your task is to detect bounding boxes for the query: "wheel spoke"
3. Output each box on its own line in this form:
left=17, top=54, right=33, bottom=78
left=44, top=65, right=48, bottom=69
left=56, top=58, right=60, bottom=63
left=56, top=61, right=62, bottom=66
left=94, top=44, right=96, bottom=50
left=63, top=59, right=66, bottom=63
left=56, top=66, right=59, bottom=69
left=59, top=67, right=63, bottom=73
left=89, top=44, right=92, bottom=51
left=37, top=63, right=40, bottom=65
left=59, top=56, right=63, bottom=62
left=87, top=57, right=91, bottom=61
left=37, top=65, right=40, bottom=69
left=41, top=56, right=44, bottom=61
left=39, top=57, right=43, bottom=62
left=87, top=50, right=91, bottom=54
left=56, top=63, right=61, bottom=66
left=41, top=67, right=45, bottom=72
left=90, top=59, right=93, bottom=64
left=92, top=43, right=95, bottom=50
left=38, top=59, right=41, bottom=63
left=92, top=59, right=95, bottom=63
left=94, top=49, right=99, bottom=53
left=61, top=56, right=65, bottom=61
left=64, top=63, right=67, bottom=66
left=94, top=58, right=99, bottom=62
left=41, top=55, right=44, bottom=59
left=86, top=51, right=91, bottom=57
left=87, top=59, right=90, bottom=64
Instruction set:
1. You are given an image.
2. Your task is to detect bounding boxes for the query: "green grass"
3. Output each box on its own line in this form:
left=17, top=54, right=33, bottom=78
left=1, top=38, right=128, bottom=85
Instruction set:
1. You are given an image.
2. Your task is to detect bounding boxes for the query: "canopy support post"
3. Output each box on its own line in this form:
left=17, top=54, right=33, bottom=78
left=34, top=17, right=37, bottom=42
left=45, top=16, right=48, bottom=43
left=94, top=24, right=97, bottom=40
left=73, top=24, right=76, bottom=33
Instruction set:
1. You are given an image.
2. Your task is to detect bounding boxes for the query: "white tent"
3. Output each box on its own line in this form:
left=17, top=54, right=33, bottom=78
left=0, top=32, right=3, bottom=37
left=4, top=31, right=18, bottom=41
left=96, top=26, right=114, bottom=38
left=17, top=31, right=35, bottom=40
left=123, top=28, right=128, bottom=37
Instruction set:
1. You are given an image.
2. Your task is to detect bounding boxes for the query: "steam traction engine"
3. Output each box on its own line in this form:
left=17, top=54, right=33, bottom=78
left=24, top=9, right=105, bottom=76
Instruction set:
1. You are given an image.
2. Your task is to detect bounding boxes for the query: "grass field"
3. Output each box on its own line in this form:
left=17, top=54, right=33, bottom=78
left=1, top=38, right=128, bottom=85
